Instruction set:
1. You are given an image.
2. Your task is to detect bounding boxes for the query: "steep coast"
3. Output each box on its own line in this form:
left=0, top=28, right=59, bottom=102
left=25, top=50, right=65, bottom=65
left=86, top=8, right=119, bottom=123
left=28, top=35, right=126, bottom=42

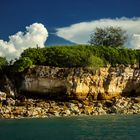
left=20, top=65, right=140, bottom=100
left=0, top=65, right=140, bottom=119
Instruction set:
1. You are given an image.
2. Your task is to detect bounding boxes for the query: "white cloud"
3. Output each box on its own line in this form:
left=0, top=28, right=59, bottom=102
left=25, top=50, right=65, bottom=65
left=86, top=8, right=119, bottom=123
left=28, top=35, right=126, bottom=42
left=0, top=23, right=48, bottom=60
left=56, top=17, right=140, bottom=48
left=130, top=34, right=140, bottom=48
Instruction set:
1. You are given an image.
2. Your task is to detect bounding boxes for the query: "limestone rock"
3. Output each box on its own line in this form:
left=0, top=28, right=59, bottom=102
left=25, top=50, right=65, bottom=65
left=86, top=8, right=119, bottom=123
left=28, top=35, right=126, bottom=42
left=17, top=65, right=140, bottom=100
left=74, top=83, right=89, bottom=100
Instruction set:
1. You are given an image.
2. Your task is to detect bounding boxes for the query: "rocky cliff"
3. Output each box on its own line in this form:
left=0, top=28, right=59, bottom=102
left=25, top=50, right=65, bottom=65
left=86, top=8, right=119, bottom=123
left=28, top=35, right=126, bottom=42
left=17, top=65, right=140, bottom=100
left=1, top=65, right=140, bottom=119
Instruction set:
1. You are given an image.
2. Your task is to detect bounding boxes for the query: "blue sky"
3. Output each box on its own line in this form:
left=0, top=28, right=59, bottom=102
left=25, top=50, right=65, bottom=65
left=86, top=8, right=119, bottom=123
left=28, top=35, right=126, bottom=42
left=0, top=0, right=140, bottom=60
left=0, top=0, right=140, bottom=39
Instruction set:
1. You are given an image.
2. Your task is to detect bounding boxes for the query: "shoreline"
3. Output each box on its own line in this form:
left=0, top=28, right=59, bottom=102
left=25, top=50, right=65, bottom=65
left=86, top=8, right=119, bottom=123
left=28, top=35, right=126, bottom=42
left=1, top=96, right=140, bottom=119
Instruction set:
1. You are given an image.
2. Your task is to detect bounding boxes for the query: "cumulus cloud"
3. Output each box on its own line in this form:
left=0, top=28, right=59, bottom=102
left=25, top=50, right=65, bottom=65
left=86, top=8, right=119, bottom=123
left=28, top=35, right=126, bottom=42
left=56, top=17, right=140, bottom=49
left=0, top=23, right=48, bottom=60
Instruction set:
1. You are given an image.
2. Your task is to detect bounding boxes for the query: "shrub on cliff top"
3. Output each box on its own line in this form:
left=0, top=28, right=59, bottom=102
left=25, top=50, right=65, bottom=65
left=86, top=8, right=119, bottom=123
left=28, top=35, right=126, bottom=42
left=44, top=46, right=93, bottom=67
left=86, top=55, right=104, bottom=69
left=21, top=48, right=46, bottom=65
left=86, top=45, right=139, bottom=66
left=13, top=57, right=33, bottom=72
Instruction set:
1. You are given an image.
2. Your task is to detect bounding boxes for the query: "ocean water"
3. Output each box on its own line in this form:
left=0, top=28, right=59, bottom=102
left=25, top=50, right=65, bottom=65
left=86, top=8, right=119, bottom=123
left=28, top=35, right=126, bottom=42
left=0, top=115, right=140, bottom=140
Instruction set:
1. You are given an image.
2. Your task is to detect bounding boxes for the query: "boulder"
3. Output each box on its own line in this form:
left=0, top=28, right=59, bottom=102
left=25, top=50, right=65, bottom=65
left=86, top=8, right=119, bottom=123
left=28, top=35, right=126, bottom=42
left=0, top=91, right=6, bottom=101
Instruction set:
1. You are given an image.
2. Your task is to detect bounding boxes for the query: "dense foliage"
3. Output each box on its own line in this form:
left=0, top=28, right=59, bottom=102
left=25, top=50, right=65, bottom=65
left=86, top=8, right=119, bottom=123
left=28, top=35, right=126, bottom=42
left=13, top=57, right=33, bottom=72
left=12, top=45, right=140, bottom=72
left=0, top=57, right=8, bottom=72
left=19, top=46, right=104, bottom=69
left=89, top=27, right=127, bottom=47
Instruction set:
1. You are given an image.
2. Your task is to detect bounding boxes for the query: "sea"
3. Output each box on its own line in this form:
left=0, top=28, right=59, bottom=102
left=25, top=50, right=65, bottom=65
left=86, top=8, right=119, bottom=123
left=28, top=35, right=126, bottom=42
left=0, top=114, right=140, bottom=140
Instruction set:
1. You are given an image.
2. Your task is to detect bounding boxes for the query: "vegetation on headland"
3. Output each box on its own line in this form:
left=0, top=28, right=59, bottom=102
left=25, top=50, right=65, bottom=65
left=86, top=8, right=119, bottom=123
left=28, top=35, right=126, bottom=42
left=0, top=45, right=140, bottom=73
left=11, top=45, right=139, bottom=72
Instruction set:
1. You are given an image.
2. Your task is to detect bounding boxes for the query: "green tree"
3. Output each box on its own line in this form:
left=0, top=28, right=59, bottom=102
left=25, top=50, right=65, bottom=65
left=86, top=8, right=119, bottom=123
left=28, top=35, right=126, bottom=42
left=89, top=26, right=127, bottom=47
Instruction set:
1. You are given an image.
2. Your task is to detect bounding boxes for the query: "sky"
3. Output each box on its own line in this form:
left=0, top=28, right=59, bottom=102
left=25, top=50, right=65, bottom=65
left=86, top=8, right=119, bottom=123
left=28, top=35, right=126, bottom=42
left=0, top=0, right=140, bottom=60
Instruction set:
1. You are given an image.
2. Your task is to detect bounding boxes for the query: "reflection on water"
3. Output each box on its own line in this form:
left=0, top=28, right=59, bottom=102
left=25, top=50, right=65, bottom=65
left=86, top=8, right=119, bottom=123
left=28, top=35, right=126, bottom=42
left=0, top=115, right=140, bottom=140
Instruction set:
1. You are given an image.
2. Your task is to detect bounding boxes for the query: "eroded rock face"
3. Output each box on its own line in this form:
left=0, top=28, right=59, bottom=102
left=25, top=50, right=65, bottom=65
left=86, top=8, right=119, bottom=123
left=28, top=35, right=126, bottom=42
left=0, top=75, right=16, bottom=97
left=20, top=66, right=70, bottom=99
left=21, top=78, right=67, bottom=94
left=19, top=65, right=140, bottom=100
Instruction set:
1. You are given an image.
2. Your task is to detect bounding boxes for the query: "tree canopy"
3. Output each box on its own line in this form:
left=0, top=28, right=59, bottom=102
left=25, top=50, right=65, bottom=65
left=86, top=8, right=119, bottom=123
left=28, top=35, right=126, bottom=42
left=89, top=26, right=127, bottom=47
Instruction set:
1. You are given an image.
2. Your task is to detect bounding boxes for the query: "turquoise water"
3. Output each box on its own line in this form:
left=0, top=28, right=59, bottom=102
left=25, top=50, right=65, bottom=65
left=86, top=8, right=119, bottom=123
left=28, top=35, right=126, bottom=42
left=0, top=115, right=140, bottom=140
